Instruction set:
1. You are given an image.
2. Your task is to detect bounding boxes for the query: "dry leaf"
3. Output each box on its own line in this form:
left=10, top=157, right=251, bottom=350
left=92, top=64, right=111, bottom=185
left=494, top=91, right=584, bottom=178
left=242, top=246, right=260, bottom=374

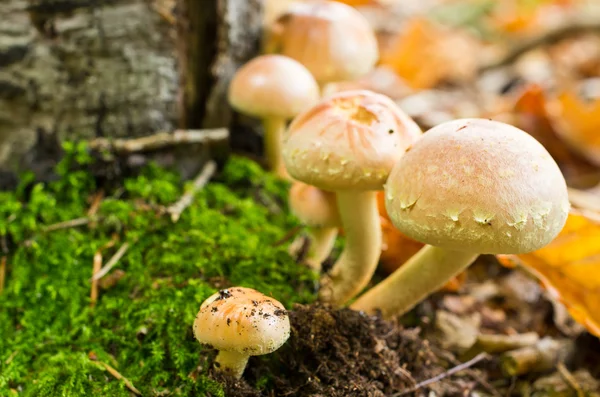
left=508, top=84, right=596, bottom=182
left=498, top=211, right=600, bottom=337
left=379, top=18, right=480, bottom=89
left=546, top=91, right=600, bottom=167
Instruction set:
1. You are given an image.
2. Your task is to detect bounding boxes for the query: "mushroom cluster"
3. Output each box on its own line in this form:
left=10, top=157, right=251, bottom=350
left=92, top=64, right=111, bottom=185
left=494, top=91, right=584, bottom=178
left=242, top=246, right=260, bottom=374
left=195, top=0, right=573, bottom=382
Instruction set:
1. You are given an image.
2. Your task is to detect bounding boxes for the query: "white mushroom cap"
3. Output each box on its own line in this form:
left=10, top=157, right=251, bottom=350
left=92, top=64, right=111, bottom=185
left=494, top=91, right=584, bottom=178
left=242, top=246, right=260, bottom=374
left=385, top=118, right=570, bottom=254
left=228, top=54, right=320, bottom=120
left=193, top=287, right=291, bottom=356
left=283, top=89, right=422, bottom=191
left=265, top=0, right=379, bottom=85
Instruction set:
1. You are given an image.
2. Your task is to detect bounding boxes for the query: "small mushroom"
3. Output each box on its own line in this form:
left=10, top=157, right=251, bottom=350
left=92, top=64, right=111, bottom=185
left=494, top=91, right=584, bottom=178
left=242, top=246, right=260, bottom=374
left=289, top=181, right=341, bottom=271
left=283, top=89, right=422, bottom=306
left=228, top=54, right=320, bottom=177
left=193, top=287, right=291, bottom=379
left=264, top=0, right=379, bottom=88
left=351, top=118, right=570, bottom=318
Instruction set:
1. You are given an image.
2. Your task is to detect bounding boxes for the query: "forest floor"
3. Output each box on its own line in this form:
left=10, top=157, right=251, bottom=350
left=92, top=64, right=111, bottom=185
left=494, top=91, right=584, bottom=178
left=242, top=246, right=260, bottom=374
left=1, top=146, right=598, bottom=397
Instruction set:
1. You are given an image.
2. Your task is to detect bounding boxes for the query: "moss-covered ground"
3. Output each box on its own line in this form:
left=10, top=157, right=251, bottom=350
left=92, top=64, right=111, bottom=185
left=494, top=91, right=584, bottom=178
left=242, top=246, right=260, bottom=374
left=0, top=143, right=317, bottom=396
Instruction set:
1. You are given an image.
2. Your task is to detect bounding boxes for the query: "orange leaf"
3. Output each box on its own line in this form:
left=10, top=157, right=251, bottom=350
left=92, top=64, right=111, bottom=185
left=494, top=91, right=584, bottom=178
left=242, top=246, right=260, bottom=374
left=546, top=92, right=600, bottom=167
left=498, top=212, right=600, bottom=337
left=510, top=84, right=596, bottom=181
left=379, top=18, right=479, bottom=89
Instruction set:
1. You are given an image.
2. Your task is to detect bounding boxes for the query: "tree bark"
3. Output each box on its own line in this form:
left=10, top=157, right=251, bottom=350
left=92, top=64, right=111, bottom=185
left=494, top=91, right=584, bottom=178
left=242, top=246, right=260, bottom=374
left=0, top=0, right=178, bottom=182
left=176, top=0, right=264, bottom=155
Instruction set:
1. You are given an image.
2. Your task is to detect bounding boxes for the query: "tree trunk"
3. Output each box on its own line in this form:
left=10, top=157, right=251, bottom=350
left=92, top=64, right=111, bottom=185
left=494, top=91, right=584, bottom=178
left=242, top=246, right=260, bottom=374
left=176, top=0, right=264, bottom=157
left=0, top=0, right=179, bottom=183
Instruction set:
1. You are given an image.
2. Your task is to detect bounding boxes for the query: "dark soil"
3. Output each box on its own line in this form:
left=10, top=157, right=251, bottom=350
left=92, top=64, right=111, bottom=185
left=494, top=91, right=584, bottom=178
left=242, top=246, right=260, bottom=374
left=221, top=304, right=480, bottom=397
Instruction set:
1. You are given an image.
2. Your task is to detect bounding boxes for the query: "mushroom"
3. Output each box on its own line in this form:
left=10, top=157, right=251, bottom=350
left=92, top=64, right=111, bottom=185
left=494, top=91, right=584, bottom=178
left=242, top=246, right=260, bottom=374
left=283, top=89, right=422, bottom=306
left=264, top=0, right=379, bottom=89
left=228, top=54, right=320, bottom=177
left=193, top=287, right=291, bottom=379
left=351, top=118, right=570, bottom=318
left=289, top=181, right=341, bottom=271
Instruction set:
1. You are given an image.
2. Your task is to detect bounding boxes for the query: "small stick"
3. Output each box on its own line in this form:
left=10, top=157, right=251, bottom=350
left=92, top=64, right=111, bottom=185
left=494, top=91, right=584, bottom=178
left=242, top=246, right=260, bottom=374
left=89, top=243, right=130, bottom=282
left=500, top=338, right=575, bottom=376
left=90, top=251, right=102, bottom=307
left=391, top=353, right=490, bottom=396
left=479, top=17, right=600, bottom=72
left=273, top=225, right=303, bottom=247
left=87, top=190, right=105, bottom=216
left=0, top=256, right=6, bottom=294
left=557, top=362, right=585, bottom=397
left=167, top=161, right=217, bottom=222
left=90, top=238, right=117, bottom=307
left=43, top=217, right=90, bottom=233
left=88, top=128, right=228, bottom=154
left=93, top=359, right=141, bottom=395
left=5, top=350, right=18, bottom=365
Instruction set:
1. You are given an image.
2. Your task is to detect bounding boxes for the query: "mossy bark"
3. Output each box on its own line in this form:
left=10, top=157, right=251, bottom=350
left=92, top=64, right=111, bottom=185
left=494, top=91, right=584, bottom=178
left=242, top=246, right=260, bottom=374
left=0, top=0, right=178, bottom=179
left=0, top=0, right=264, bottom=185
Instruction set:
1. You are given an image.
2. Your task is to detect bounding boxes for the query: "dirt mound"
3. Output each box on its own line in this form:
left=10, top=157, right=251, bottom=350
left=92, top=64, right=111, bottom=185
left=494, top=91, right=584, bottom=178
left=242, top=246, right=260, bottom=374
left=223, top=304, right=474, bottom=396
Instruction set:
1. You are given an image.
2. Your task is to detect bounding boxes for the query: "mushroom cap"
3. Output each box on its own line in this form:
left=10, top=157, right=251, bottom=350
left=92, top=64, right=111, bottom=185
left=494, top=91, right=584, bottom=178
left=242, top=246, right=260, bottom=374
left=193, top=287, right=291, bottom=356
left=265, top=0, right=379, bottom=85
left=289, top=181, right=340, bottom=228
left=228, top=54, right=320, bottom=120
left=385, top=118, right=570, bottom=254
left=283, top=89, right=422, bottom=191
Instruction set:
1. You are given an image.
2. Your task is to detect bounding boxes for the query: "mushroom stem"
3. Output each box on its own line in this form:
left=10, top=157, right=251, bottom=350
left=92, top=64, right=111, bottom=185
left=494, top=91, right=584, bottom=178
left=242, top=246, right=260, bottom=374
left=214, top=350, right=250, bottom=379
left=319, top=190, right=381, bottom=306
left=350, top=245, right=478, bottom=318
left=305, top=226, right=338, bottom=272
left=262, top=117, right=288, bottom=177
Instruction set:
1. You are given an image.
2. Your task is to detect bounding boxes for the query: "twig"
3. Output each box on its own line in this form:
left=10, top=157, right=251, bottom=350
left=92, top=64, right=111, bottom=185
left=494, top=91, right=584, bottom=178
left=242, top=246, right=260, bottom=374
left=167, top=160, right=217, bottom=222
left=90, top=237, right=118, bottom=307
left=431, top=345, right=501, bottom=397
left=391, top=353, right=490, bottom=396
left=273, top=225, right=304, bottom=247
left=89, top=242, right=130, bottom=282
left=500, top=338, right=575, bottom=376
left=93, top=359, right=141, bottom=395
left=43, top=217, right=90, bottom=233
left=5, top=350, right=18, bottom=365
left=0, top=256, right=6, bottom=294
left=87, top=190, right=105, bottom=216
left=479, top=17, right=600, bottom=72
left=557, top=362, right=585, bottom=397
left=88, top=128, right=228, bottom=154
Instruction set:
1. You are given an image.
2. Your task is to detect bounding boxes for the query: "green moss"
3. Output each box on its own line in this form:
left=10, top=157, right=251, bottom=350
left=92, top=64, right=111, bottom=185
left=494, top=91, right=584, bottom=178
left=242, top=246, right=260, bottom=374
left=0, top=144, right=316, bottom=396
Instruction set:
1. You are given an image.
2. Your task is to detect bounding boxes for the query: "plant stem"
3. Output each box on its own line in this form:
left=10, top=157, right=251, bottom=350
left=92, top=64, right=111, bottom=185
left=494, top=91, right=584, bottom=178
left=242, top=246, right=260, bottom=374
left=262, top=117, right=288, bottom=178
left=215, top=350, right=250, bottom=379
left=319, top=190, right=381, bottom=306
left=351, top=245, right=478, bottom=318
left=305, top=227, right=338, bottom=272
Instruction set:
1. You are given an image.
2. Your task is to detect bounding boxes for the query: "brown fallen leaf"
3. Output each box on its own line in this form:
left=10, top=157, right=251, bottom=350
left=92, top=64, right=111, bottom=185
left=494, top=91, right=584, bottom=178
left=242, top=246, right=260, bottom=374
left=546, top=91, right=600, bottom=167
left=498, top=211, right=600, bottom=337
left=509, top=84, right=597, bottom=183
left=379, top=18, right=481, bottom=89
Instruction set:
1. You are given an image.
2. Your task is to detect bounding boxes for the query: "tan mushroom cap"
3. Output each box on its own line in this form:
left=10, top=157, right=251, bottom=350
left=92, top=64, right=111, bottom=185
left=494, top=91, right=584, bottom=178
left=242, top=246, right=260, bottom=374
left=193, top=287, right=290, bottom=356
left=265, top=0, right=379, bottom=85
left=228, top=55, right=319, bottom=120
left=283, top=89, right=422, bottom=191
left=385, top=118, right=570, bottom=254
left=289, top=181, right=340, bottom=228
